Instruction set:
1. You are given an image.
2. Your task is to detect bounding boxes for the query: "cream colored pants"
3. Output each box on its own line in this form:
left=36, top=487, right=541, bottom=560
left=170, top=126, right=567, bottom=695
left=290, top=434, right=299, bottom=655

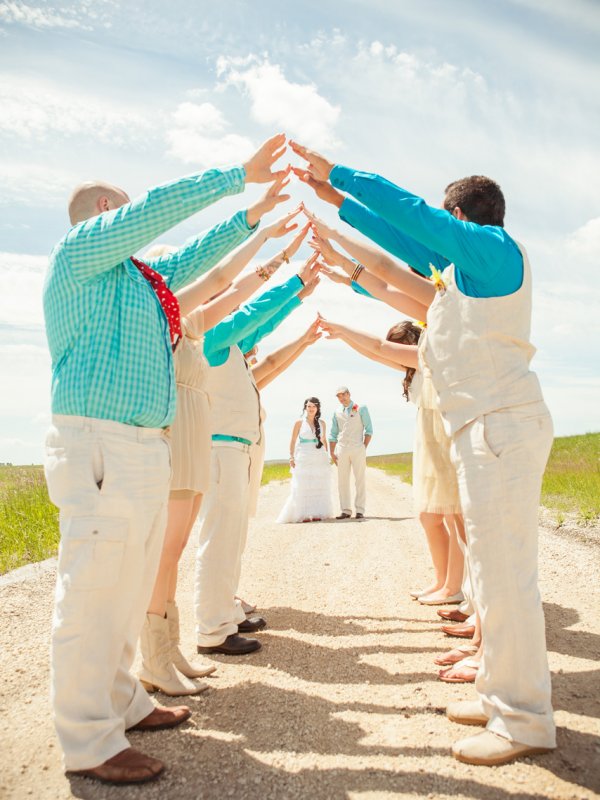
left=336, top=445, right=367, bottom=515
left=195, top=444, right=249, bottom=646
left=451, top=401, right=555, bottom=748
left=44, top=415, right=171, bottom=770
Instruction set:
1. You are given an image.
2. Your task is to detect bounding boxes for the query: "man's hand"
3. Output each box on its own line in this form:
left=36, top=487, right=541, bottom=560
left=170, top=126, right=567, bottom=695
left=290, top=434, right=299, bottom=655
left=309, top=230, right=341, bottom=266
left=298, top=275, right=320, bottom=301
left=297, top=252, right=321, bottom=286
left=320, top=265, right=350, bottom=286
left=331, top=452, right=338, bottom=466
left=289, top=140, right=334, bottom=182
left=291, top=168, right=344, bottom=208
left=243, top=134, right=288, bottom=184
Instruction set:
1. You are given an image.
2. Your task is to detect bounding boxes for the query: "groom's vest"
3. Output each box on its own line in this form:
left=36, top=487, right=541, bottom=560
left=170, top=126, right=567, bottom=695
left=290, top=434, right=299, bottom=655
left=421, top=243, right=543, bottom=436
left=335, top=405, right=366, bottom=449
left=205, top=345, right=262, bottom=444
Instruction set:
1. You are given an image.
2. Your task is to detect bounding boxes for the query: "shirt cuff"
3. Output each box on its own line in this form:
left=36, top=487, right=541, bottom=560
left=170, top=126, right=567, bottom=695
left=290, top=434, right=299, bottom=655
left=225, top=165, right=246, bottom=193
left=330, top=164, right=355, bottom=191
left=232, top=208, right=259, bottom=234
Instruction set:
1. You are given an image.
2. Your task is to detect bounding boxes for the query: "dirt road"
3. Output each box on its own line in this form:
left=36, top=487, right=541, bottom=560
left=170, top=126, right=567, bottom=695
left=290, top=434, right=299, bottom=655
left=1, top=468, right=598, bottom=800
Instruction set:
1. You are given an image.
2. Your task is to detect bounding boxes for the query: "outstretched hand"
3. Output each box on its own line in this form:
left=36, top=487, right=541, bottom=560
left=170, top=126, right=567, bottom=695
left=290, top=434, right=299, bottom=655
left=246, top=168, right=292, bottom=227
left=298, top=274, right=321, bottom=301
left=291, top=167, right=344, bottom=208
left=303, top=315, right=322, bottom=344
left=298, top=252, right=321, bottom=287
left=317, top=314, right=343, bottom=339
left=281, top=221, right=311, bottom=259
left=244, top=134, right=288, bottom=184
left=288, top=140, right=334, bottom=182
left=320, top=265, right=350, bottom=286
left=301, top=205, right=338, bottom=240
left=262, top=206, right=303, bottom=239
left=309, top=229, right=341, bottom=265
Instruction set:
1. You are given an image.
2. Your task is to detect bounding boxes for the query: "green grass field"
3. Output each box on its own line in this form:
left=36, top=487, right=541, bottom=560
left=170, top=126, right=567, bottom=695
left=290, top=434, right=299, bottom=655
left=1, top=432, right=598, bottom=575
left=0, top=465, right=59, bottom=575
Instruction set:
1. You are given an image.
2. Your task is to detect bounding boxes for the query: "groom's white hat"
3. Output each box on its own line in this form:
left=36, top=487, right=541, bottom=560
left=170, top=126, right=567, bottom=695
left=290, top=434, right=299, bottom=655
left=336, top=385, right=350, bottom=394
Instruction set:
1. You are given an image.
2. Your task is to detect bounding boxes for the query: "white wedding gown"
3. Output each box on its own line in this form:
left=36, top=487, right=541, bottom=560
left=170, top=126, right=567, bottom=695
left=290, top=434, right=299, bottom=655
left=276, top=418, right=334, bottom=523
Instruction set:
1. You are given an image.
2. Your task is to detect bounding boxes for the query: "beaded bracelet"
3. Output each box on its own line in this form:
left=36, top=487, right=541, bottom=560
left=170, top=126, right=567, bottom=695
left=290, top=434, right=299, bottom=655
left=255, top=265, right=270, bottom=282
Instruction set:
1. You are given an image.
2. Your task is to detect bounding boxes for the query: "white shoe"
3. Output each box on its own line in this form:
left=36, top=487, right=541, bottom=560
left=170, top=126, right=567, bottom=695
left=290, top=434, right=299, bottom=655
left=446, top=699, right=488, bottom=727
left=419, top=590, right=464, bottom=606
left=452, top=730, right=554, bottom=766
left=139, top=613, right=209, bottom=696
left=166, top=602, right=217, bottom=679
left=409, top=589, right=427, bottom=599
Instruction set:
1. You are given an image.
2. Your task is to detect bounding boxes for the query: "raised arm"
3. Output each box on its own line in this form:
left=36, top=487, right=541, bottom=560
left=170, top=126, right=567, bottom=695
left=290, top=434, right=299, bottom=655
left=252, top=317, right=320, bottom=390
left=319, top=317, right=419, bottom=370
left=304, top=209, right=435, bottom=308
left=178, top=216, right=308, bottom=317
left=312, top=233, right=430, bottom=320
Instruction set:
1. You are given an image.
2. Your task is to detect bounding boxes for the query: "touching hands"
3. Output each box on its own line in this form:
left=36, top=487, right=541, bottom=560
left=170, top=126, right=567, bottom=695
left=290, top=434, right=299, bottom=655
left=244, top=134, right=288, bottom=184
left=303, top=316, right=322, bottom=344
left=288, top=140, right=334, bottom=182
left=320, top=265, right=350, bottom=286
left=297, top=252, right=321, bottom=287
left=309, top=229, right=342, bottom=265
left=298, top=274, right=321, bottom=301
left=262, top=207, right=303, bottom=240
left=317, top=315, right=343, bottom=339
left=301, top=206, right=338, bottom=240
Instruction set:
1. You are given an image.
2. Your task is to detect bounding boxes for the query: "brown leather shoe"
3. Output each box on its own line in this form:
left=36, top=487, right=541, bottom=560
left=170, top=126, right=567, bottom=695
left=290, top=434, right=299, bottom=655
left=67, top=747, right=164, bottom=784
left=441, top=623, right=476, bottom=639
left=437, top=609, right=470, bottom=622
left=336, top=512, right=351, bottom=519
left=127, top=704, right=191, bottom=732
left=238, top=615, right=267, bottom=633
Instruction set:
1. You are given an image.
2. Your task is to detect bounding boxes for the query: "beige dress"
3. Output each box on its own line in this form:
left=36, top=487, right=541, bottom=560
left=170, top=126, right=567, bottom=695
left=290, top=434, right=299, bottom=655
left=170, top=311, right=211, bottom=495
left=409, top=365, right=461, bottom=515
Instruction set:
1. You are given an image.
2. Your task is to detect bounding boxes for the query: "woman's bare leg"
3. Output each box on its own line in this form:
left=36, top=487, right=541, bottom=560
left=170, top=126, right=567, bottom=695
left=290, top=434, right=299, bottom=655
left=148, top=496, right=195, bottom=617
left=166, top=493, right=203, bottom=603
left=417, top=512, right=450, bottom=595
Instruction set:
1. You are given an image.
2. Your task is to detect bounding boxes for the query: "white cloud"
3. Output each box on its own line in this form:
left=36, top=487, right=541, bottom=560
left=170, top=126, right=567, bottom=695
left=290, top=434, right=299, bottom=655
left=217, top=56, right=341, bottom=150
left=0, top=251, right=47, bottom=327
left=166, top=101, right=254, bottom=167
left=0, top=1, right=89, bottom=30
left=0, top=162, right=76, bottom=205
left=0, top=76, right=154, bottom=145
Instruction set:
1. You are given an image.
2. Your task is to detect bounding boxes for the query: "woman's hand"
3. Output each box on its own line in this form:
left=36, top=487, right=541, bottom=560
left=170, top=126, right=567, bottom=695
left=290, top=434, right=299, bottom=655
left=291, top=168, right=344, bottom=208
left=309, top=230, right=342, bottom=266
left=289, top=457, right=296, bottom=470
left=297, top=252, right=321, bottom=286
left=262, top=205, right=302, bottom=239
left=303, top=316, right=322, bottom=344
left=320, top=265, right=350, bottom=286
left=318, top=315, right=343, bottom=339
left=298, top=275, right=320, bottom=301
left=246, top=168, right=292, bottom=228
left=282, top=221, right=311, bottom=259
left=289, top=140, right=334, bottom=181
left=301, top=206, right=338, bottom=240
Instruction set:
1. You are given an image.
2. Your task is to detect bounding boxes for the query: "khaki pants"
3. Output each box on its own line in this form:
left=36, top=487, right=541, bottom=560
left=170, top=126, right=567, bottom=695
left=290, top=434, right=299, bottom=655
left=44, top=415, right=171, bottom=770
left=451, top=401, right=555, bottom=747
left=336, top=445, right=367, bottom=515
left=194, top=444, right=249, bottom=646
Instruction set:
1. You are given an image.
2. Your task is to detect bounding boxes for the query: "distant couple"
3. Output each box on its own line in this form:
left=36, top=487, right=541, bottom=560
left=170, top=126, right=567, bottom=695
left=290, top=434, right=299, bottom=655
left=277, top=386, right=373, bottom=523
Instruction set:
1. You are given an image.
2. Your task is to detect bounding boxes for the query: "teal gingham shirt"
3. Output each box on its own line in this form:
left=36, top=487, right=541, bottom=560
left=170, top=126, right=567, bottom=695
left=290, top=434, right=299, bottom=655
left=43, top=166, right=254, bottom=428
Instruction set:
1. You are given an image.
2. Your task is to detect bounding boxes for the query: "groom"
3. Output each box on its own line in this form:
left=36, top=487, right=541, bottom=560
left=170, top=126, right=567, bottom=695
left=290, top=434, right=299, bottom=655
left=329, top=387, right=373, bottom=519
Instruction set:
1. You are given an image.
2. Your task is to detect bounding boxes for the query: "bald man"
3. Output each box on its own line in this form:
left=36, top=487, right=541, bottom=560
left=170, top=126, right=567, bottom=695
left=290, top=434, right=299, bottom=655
left=43, top=135, right=289, bottom=784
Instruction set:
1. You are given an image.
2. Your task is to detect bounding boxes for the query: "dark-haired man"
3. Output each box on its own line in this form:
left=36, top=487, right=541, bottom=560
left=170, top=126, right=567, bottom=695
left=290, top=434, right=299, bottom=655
left=291, top=141, right=555, bottom=767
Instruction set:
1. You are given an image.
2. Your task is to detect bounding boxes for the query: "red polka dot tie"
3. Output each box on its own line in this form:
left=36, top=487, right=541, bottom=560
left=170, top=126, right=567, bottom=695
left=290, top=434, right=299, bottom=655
left=131, top=257, right=182, bottom=351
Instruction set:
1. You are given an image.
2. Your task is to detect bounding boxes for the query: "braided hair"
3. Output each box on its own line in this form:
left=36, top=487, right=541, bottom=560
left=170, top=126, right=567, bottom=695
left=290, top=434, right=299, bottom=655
left=385, top=321, right=423, bottom=401
left=303, top=397, right=324, bottom=449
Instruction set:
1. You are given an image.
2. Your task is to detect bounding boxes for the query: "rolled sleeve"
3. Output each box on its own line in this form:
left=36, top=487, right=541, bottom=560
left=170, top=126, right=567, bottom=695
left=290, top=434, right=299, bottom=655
left=329, top=414, right=339, bottom=442
left=360, top=406, right=373, bottom=436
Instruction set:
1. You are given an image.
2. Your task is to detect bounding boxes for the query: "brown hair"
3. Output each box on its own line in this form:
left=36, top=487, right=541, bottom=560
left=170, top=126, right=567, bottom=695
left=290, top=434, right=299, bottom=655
left=386, top=320, right=423, bottom=401
left=443, top=175, right=505, bottom=227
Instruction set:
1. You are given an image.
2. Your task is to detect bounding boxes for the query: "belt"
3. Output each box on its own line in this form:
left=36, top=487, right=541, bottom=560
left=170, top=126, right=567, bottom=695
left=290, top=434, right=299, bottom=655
left=212, top=434, right=252, bottom=446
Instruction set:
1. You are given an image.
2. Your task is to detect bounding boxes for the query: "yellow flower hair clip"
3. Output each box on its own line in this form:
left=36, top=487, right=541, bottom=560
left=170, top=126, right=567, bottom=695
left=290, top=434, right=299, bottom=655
left=415, top=320, right=427, bottom=329
left=429, top=264, right=446, bottom=294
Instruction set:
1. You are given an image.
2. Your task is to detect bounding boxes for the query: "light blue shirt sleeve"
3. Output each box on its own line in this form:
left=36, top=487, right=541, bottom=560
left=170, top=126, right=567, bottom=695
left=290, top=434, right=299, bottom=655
left=204, top=275, right=303, bottom=366
left=329, top=412, right=339, bottom=442
left=145, top=210, right=257, bottom=292
left=360, top=405, right=373, bottom=436
left=331, top=165, right=523, bottom=298
left=63, top=166, right=246, bottom=284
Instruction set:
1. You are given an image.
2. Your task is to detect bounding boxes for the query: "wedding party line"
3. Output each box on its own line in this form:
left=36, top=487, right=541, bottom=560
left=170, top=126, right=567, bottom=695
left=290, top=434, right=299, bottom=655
left=42, top=132, right=555, bottom=784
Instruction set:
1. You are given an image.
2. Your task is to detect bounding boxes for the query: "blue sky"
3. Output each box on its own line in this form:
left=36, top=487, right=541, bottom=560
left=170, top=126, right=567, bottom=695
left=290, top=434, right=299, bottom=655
left=1, top=0, right=599, bottom=463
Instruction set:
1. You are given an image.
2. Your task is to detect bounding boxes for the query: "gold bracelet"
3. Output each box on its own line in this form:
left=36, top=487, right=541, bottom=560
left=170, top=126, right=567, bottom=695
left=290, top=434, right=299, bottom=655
left=282, top=250, right=290, bottom=264
left=255, top=265, right=270, bottom=282
left=351, top=264, right=364, bottom=282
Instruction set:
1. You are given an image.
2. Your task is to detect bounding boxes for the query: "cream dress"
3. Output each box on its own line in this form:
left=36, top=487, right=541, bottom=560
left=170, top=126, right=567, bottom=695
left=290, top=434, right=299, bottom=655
left=170, top=311, right=211, bottom=495
left=409, top=365, right=461, bottom=515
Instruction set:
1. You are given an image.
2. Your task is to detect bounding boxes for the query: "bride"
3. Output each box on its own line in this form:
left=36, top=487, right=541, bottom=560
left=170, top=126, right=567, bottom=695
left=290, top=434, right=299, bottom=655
left=277, top=397, right=334, bottom=523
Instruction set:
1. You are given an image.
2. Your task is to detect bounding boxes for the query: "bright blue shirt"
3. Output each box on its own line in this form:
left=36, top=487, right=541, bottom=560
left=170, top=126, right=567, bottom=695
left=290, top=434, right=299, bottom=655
left=204, top=275, right=303, bottom=367
left=329, top=402, right=373, bottom=442
left=44, top=166, right=254, bottom=427
left=331, top=165, right=523, bottom=298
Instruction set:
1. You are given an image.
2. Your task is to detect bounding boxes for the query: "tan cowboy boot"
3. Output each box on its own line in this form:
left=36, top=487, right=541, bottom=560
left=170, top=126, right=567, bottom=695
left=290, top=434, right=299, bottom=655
left=166, top=601, right=217, bottom=679
left=139, top=613, right=209, bottom=696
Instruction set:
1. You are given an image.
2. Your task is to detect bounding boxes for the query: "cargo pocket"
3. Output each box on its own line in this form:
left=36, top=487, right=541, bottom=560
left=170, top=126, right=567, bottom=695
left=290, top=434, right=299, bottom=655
left=59, top=517, right=128, bottom=591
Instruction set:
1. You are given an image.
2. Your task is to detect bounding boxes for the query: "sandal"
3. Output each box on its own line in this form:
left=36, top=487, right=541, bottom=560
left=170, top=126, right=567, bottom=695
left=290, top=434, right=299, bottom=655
left=438, top=657, right=480, bottom=683
left=434, top=645, right=478, bottom=666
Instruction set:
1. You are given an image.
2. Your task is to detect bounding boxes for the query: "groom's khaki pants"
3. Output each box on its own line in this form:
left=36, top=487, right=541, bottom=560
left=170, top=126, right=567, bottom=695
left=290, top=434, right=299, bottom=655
left=45, top=415, right=171, bottom=770
left=451, top=401, right=555, bottom=748
left=195, top=443, right=249, bottom=646
left=336, top=445, right=367, bottom=515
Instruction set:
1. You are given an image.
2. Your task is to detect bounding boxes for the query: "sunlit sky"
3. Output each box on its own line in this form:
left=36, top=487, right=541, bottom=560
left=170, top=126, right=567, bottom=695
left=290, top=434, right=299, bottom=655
left=1, top=0, right=599, bottom=464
